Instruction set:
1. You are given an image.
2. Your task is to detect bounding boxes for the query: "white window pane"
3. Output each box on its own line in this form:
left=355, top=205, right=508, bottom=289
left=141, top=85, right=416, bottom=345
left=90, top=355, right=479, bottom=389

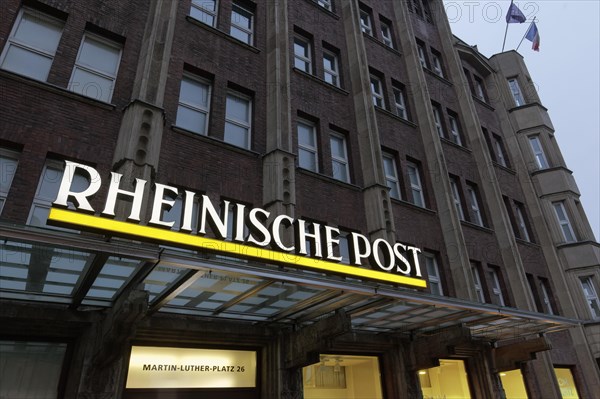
left=176, top=105, right=207, bottom=134
left=383, top=157, right=394, bottom=176
left=0, top=156, right=18, bottom=194
left=14, top=13, right=62, bottom=53
left=180, top=78, right=209, bottom=108
left=37, top=167, right=62, bottom=201
left=330, top=136, right=345, bottom=158
left=294, top=57, right=309, bottom=71
left=226, top=96, right=249, bottom=122
left=78, top=37, right=120, bottom=75
left=232, top=7, right=252, bottom=29
left=1, top=45, right=52, bottom=81
left=332, top=160, right=348, bottom=182
left=29, top=205, right=50, bottom=227
left=299, top=149, right=317, bottom=171
left=191, top=8, right=215, bottom=25
left=408, top=166, right=419, bottom=186
left=230, top=26, right=251, bottom=43
left=70, top=68, right=114, bottom=102
left=323, top=54, right=334, bottom=70
left=224, top=122, right=249, bottom=148
left=294, top=41, right=309, bottom=58
left=298, top=124, right=315, bottom=147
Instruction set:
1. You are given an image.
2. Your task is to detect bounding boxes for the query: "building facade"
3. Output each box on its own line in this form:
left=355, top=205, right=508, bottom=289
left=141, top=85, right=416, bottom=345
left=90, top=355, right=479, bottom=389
left=0, top=0, right=599, bottom=398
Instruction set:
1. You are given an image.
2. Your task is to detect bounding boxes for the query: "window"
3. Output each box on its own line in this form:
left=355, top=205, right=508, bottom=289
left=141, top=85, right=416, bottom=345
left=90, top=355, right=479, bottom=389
left=294, top=36, right=312, bottom=73
left=330, top=133, right=350, bottom=183
left=0, top=149, right=19, bottom=214
left=392, top=86, right=408, bottom=119
left=489, top=269, right=506, bottom=306
left=0, top=8, right=64, bottom=82
left=298, top=120, right=319, bottom=172
left=514, top=201, right=531, bottom=242
left=230, top=3, right=253, bottom=45
left=553, top=201, right=576, bottom=242
left=432, top=104, right=444, bottom=137
left=190, top=0, right=218, bottom=26
left=471, top=263, right=485, bottom=302
left=68, top=33, right=122, bottom=103
left=322, top=50, right=339, bottom=87
left=539, top=279, right=555, bottom=315
left=28, top=160, right=89, bottom=229
left=492, top=133, right=508, bottom=167
left=449, top=177, right=465, bottom=221
left=370, top=75, right=384, bottom=108
left=447, top=113, right=462, bottom=145
left=382, top=153, right=400, bottom=200
left=528, top=135, right=549, bottom=169
left=474, top=76, right=486, bottom=101
left=380, top=20, right=394, bottom=48
left=410, top=0, right=423, bottom=18
left=315, top=0, right=332, bottom=11
left=224, top=92, right=252, bottom=149
left=424, top=253, right=443, bottom=296
left=508, top=78, right=525, bottom=106
left=407, top=161, right=425, bottom=207
left=417, top=42, right=427, bottom=68
left=431, top=50, right=444, bottom=77
left=176, top=75, right=211, bottom=135
left=580, top=276, right=600, bottom=319
left=359, top=9, right=373, bottom=36
left=466, top=183, right=484, bottom=226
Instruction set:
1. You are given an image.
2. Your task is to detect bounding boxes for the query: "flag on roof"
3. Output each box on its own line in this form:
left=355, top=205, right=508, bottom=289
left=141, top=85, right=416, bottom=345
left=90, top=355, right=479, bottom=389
left=506, top=2, right=526, bottom=23
left=525, top=22, right=540, bottom=51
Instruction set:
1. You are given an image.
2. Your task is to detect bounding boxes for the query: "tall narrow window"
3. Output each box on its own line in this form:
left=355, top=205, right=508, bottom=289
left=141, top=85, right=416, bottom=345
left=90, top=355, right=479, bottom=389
left=553, top=201, right=576, bottom=242
left=393, top=86, right=408, bottom=119
left=359, top=9, right=373, bottom=35
left=492, top=133, right=508, bottom=167
left=316, top=0, right=332, bottom=11
left=417, top=42, right=428, bottom=68
left=539, top=279, right=555, bottom=315
left=467, top=183, right=484, bottom=226
left=176, top=75, right=211, bottom=135
left=579, top=276, right=600, bottom=319
left=471, top=263, right=485, bottom=303
left=474, top=76, right=486, bottom=101
left=330, top=133, right=350, bottom=183
left=322, top=50, right=339, bottom=87
left=508, top=78, right=525, bottom=106
left=449, top=177, right=465, bottom=220
left=448, top=114, right=462, bottom=145
left=514, top=202, right=531, bottom=242
left=69, top=34, right=122, bottom=103
left=380, top=21, right=394, bottom=48
left=190, top=0, right=218, bottom=26
left=431, top=50, right=444, bottom=77
left=294, top=36, right=312, bottom=73
left=224, top=92, right=252, bottom=149
left=298, top=120, right=319, bottom=172
left=528, top=135, right=549, bottom=169
left=432, top=105, right=444, bottom=137
left=0, top=149, right=19, bottom=214
left=370, top=75, right=384, bottom=108
left=28, top=161, right=88, bottom=229
left=425, top=253, right=443, bottom=296
left=407, top=161, right=425, bottom=207
left=490, top=269, right=506, bottom=306
left=382, top=153, right=401, bottom=200
left=230, top=3, right=253, bottom=45
left=0, top=8, right=64, bottom=82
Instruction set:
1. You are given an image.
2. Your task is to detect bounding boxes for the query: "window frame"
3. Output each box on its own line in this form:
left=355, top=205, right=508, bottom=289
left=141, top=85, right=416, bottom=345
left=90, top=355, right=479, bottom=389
left=0, top=7, right=64, bottom=82
left=294, top=35, right=312, bottom=74
left=417, top=42, right=428, bottom=68
left=190, top=0, right=218, bottom=27
left=579, top=276, right=600, bottom=319
left=424, top=252, right=443, bottom=296
left=224, top=91, right=252, bottom=149
left=449, top=177, right=465, bottom=221
left=432, top=104, right=445, bottom=138
left=315, top=0, right=333, bottom=11
left=489, top=269, right=506, bottom=306
left=392, top=86, right=408, bottom=120
left=370, top=75, right=385, bottom=108
left=382, top=152, right=401, bottom=200
left=447, top=113, right=463, bottom=145
left=466, top=183, right=484, bottom=227
left=322, top=49, right=339, bottom=87
left=359, top=9, right=373, bottom=36
left=474, top=75, right=486, bottom=101
left=431, top=50, right=444, bottom=77
left=508, top=78, right=525, bottom=106
left=297, top=119, right=319, bottom=172
left=230, top=2, right=254, bottom=45
left=492, top=133, right=508, bottom=167
left=514, top=201, right=531, bottom=242
left=330, top=133, right=350, bottom=183
left=471, top=263, right=486, bottom=303
left=0, top=148, right=20, bottom=215
left=175, top=74, right=212, bottom=135
left=380, top=20, right=394, bottom=48
left=407, top=161, right=425, bottom=207
left=539, top=278, right=555, bottom=315
left=528, top=135, right=549, bottom=169
left=552, top=201, right=576, bottom=243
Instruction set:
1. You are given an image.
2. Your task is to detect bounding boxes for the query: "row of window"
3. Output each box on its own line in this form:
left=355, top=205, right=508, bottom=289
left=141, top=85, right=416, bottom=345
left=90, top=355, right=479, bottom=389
left=190, top=0, right=255, bottom=45
left=432, top=103, right=463, bottom=145
left=504, top=196, right=534, bottom=242
left=463, top=68, right=488, bottom=103
left=0, top=8, right=122, bottom=103
left=293, top=31, right=342, bottom=88
left=417, top=39, right=445, bottom=78
left=359, top=5, right=396, bottom=49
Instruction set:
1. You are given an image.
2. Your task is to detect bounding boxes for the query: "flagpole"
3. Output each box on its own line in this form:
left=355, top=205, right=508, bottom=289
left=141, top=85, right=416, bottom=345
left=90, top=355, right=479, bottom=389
left=516, top=17, right=536, bottom=51
left=501, top=0, right=514, bottom=52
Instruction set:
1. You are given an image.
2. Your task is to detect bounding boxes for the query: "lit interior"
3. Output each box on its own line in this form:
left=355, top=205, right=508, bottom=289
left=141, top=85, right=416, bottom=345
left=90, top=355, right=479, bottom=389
left=553, top=367, right=579, bottom=399
left=500, top=369, right=528, bottom=398
left=418, top=359, right=471, bottom=399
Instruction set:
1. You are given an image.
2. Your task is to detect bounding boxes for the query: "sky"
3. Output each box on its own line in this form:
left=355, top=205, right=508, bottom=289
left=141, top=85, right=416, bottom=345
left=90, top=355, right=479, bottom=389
left=443, top=0, right=600, bottom=241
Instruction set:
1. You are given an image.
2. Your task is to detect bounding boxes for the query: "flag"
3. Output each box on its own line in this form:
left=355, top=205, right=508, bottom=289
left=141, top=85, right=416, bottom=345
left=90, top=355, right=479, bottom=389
left=525, top=22, right=540, bottom=51
left=506, top=2, right=526, bottom=23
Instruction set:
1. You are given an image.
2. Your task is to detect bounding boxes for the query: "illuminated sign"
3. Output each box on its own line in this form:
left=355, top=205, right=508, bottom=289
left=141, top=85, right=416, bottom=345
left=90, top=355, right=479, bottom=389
left=126, top=346, right=256, bottom=388
left=48, top=161, right=427, bottom=288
